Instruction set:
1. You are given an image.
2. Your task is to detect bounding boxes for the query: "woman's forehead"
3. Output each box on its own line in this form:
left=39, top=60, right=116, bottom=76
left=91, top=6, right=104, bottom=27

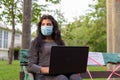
left=42, top=19, right=52, bottom=23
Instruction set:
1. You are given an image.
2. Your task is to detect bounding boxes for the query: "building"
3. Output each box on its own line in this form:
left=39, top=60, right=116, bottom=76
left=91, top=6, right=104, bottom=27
left=0, top=26, right=22, bottom=60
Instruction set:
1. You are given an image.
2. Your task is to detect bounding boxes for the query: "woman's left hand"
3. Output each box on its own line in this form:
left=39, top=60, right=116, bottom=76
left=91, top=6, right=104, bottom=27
left=40, top=67, right=49, bottom=74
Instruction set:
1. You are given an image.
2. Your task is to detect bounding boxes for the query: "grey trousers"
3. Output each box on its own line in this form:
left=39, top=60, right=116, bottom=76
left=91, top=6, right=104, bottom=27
left=35, top=74, right=82, bottom=80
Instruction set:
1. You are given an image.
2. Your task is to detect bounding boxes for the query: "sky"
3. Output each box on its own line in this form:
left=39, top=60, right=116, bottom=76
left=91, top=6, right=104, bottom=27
left=39, top=0, right=93, bottom=23
left=59, top=0, right=93, bottom=22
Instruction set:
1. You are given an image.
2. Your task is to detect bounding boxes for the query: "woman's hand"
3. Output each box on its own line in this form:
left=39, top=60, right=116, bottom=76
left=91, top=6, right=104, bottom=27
left=40, top=67, right=49, bottom=74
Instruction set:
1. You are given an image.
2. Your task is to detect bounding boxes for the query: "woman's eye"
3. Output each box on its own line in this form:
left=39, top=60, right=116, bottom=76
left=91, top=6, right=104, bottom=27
left=41, top=23, right=45, bottom=26
left=47, top=23, right=52, bottom=26
left=41, top=23, right=52, bottom=26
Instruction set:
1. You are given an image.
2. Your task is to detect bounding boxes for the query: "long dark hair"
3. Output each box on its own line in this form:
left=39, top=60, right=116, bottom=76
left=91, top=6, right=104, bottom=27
left=33, top=14, right=65, bottom=49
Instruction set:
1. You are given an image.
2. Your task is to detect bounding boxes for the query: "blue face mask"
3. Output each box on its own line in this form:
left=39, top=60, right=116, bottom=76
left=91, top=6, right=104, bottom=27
left=41, top=26, right=53, bottom=36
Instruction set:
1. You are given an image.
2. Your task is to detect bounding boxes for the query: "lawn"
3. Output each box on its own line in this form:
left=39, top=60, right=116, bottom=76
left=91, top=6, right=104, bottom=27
left=0, top=60, right=108, bottom=80
left=0, top=60, right=20, bottom=80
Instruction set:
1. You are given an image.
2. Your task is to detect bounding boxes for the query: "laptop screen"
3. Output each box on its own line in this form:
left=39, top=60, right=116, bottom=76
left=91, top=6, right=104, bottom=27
left=49, top=46, right=89, bottom=75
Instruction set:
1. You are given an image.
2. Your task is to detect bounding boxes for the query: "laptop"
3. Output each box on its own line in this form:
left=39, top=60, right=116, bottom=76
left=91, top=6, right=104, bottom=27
left=49, top=46, right=89, bottom=75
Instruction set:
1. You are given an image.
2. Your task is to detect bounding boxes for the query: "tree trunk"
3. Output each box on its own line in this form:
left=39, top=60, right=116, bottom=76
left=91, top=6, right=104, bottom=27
left=8, top=0, right=15, bottom=64
left=22, top=0, right=32, bottom=49
left=107, top=0, right=120, bottom=80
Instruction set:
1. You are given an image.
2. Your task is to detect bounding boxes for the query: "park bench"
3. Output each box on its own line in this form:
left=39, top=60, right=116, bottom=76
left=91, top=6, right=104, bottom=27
left=20, top=49, right=120, bottom=80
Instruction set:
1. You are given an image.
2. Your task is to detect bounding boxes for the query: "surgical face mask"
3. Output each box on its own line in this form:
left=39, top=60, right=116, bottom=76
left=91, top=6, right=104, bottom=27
left=41, top=26, right=53, bottom=36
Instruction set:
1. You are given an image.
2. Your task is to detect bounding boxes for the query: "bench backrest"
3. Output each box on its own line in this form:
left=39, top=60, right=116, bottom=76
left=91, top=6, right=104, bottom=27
left=20, top=49, right=29, bottom=66
left=19, top=49, right=120, bottom=66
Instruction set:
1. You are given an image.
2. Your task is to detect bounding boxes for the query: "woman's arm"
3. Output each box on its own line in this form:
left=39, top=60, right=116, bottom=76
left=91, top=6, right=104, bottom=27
left=28, top=40, right=49, bottom=74
left=28, top=40, right=41, bottom=73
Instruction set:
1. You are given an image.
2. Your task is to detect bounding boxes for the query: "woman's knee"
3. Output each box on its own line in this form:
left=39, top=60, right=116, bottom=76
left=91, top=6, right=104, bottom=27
left=54, top=75, right=68, bottom=80
left=70, top=74, right=82, bottom=80
left=35, top=74, right=44, bottom=80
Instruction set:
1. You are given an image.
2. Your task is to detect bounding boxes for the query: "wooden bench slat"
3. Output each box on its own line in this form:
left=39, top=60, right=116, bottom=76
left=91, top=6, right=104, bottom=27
left=80, top=71, right=120, bottom=78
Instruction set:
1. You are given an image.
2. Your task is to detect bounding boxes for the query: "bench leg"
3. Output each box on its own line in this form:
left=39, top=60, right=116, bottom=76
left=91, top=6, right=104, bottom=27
left=20, top=71, right=25, bottom=80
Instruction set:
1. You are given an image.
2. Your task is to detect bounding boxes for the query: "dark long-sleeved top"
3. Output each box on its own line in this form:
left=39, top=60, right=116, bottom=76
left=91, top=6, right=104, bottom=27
left=28, top=40, right=83, bottom=80
left=28, top=40, right=57, bottom=73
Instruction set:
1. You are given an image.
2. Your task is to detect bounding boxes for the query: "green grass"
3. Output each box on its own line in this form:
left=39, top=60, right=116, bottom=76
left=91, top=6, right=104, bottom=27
left=0, top=60, right=20, bottom=80
left=88, top=66, right=106, bottom=71
left=0, top=61, right=109, bottom=80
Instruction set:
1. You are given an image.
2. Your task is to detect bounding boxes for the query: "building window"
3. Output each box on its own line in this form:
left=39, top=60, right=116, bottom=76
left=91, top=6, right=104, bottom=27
left=15, top=33, right=20, bottom=40
left=3, top=31, right=8, bottom=48
left=0, top=30, right=2, bottom=48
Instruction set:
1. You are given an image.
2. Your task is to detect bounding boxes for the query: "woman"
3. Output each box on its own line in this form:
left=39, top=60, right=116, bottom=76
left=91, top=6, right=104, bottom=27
left=28, top=14, right=82, bottom=80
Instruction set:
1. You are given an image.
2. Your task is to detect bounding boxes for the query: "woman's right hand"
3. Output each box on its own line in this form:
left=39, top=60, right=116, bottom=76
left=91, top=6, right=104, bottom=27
left=40, top=67, right=49, bottom=74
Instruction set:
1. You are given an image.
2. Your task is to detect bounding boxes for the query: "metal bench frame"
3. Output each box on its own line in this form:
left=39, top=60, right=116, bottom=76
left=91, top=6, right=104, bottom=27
left=20, top=49, right=120, bottom=80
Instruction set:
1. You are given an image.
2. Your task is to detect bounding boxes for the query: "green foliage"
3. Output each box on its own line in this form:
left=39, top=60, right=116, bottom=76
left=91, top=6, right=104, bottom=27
left=53, top=9, right=66, bottom=28
left=46, top=0, right=61, bottom=4
left=0, top=0, right=65, bottom=38
left=0, top=0, right=22, bottom=25
left=32, top=2, right=47, bottom=23
left=14, top=47, right=20, bottom=52
left=62, top=0, right=106, bottom=52
left=0, top=0, right=64, bottom=25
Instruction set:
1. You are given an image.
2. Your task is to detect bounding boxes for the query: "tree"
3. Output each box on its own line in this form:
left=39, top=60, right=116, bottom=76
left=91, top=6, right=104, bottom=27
left=62, top=0, right=106, bottom=52
left=86, top=0, right=106, bottom=51
left=22, top=0, right=32, bottom=49
left=0, top=0, right=22, bottom=64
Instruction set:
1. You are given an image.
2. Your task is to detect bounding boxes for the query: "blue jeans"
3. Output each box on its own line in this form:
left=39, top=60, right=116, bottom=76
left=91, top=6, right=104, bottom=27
left=35, top=73, right=82, bottom=80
